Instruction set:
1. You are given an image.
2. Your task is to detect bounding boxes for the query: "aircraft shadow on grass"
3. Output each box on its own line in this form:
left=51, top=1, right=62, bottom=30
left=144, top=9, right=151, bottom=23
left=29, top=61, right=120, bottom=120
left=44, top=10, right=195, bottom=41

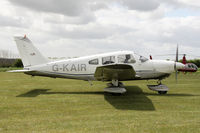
left=16, top=86, right=196, bottom=111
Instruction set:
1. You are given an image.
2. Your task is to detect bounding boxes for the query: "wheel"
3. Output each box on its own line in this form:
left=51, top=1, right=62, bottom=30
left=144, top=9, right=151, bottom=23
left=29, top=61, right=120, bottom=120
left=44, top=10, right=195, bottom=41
left=111, top=93, right=122, bottom=96
left=158, top=91, right=167, bottom=94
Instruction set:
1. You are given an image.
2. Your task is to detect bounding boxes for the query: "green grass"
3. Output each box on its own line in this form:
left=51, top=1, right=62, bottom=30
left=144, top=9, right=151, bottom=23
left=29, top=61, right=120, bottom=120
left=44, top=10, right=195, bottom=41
left=0, top=72, right=200, bottom=133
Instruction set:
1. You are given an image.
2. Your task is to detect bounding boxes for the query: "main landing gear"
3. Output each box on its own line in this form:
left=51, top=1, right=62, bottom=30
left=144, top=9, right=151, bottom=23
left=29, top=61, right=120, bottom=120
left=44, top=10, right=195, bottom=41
left=147, top=80, right=169, bottom=95
left=104, top=80, right=126, bottom=94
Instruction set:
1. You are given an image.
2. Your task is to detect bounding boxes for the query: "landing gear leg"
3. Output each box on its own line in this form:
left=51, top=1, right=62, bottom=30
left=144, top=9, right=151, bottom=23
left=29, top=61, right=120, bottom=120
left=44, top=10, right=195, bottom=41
left=104, top=80, right=126, bottom=94
left=157, top=80, right=162, bottom=85
left=112, top=79, right=119, bottom=87
left=107, top=80, right=124, bottom=87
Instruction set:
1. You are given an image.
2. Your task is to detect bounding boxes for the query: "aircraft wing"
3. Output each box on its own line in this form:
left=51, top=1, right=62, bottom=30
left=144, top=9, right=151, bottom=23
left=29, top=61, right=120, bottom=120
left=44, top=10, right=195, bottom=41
left=94, top=64, right=136, bottom=81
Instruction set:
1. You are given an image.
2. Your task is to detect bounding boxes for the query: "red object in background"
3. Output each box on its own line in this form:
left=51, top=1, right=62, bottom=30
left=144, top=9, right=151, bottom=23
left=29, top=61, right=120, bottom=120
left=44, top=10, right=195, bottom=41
left=182, top=54, right=186, bottom=64
left=150, top=55, right=152, bottom=60
left=178, top=55, right=198, bottom=73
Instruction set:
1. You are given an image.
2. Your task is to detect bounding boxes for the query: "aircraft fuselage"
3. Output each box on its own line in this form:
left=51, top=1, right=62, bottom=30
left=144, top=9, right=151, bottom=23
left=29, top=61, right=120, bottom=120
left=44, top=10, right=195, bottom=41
left=25, top=51, right=184, bottom=81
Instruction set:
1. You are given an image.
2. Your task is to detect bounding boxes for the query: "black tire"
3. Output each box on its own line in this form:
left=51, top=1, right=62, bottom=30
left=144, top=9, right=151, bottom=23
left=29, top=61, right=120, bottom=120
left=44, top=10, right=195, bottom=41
left=158, top=91, right=167, bottom=94
left=111, top=93, right=122, bottom=96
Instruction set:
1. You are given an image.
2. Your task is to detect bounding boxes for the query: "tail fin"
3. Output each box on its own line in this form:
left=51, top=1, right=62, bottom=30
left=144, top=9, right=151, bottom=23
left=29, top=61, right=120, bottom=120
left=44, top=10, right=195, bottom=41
left=14, top=35, right=48, bottom=67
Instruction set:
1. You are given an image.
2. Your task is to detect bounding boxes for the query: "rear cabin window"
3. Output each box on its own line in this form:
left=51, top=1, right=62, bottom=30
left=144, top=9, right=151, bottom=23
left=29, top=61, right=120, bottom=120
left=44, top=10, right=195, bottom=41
left=118, top=54, right=136, bottom=63
left=102, top=56, right=115, bottom=65
left=89, top=59, right=99, bottom=65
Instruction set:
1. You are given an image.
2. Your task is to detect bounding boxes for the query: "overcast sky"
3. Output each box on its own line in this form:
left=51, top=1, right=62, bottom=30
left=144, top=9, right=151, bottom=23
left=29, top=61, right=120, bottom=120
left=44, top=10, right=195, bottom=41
left=0, top=0, right=200, bottom=59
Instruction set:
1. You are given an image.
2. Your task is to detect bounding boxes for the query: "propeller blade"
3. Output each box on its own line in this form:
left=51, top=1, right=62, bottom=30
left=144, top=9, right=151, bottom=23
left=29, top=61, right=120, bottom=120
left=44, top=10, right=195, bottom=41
left=176, top=45, right=178, bottom=62
left=175, top=45, right=178, bottom=83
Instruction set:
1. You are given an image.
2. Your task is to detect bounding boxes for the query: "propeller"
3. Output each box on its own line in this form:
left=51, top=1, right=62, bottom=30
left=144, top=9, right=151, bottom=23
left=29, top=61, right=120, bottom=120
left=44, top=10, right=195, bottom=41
left=174, top=45, right=178, bottom=83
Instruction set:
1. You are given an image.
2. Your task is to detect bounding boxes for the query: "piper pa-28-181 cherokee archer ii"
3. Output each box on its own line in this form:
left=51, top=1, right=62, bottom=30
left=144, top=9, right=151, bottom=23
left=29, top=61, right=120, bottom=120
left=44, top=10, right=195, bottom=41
left=9, top=35, right=185, bottom=94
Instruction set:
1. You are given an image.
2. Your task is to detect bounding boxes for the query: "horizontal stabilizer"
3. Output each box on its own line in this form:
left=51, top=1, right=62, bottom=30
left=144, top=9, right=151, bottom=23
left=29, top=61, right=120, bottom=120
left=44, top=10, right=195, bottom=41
left=7, top=70, right=33, bottom=73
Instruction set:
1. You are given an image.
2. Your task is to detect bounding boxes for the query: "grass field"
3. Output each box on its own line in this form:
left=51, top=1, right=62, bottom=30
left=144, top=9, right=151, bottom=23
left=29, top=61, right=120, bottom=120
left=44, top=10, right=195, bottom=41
left=0, top=71, right=200, bottom=133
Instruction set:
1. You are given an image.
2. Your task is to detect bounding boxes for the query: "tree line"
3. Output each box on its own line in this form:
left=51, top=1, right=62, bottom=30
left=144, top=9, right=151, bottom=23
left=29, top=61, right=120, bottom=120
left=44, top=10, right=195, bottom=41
left=0, top=49, right=22, bottom=67
left=0, top=58, right=23, bottom=67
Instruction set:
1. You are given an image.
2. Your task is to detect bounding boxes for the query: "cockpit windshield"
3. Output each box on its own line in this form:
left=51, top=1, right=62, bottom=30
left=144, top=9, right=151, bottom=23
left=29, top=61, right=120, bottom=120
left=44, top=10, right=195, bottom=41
left=135, top=53, right=149, bottom=62
left=140, top=56, right=148, bottom=62
left=118, top=54, right=136, bottom=63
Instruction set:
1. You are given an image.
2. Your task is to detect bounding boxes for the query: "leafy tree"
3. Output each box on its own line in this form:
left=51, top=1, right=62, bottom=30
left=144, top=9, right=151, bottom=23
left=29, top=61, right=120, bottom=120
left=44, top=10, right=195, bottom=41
left=13, top=59, right=23, bottom=67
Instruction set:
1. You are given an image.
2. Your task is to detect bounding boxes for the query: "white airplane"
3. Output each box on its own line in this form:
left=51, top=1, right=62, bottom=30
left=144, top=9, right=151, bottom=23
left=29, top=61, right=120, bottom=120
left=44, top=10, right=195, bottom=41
left=10, top=35, right=185, bottom=94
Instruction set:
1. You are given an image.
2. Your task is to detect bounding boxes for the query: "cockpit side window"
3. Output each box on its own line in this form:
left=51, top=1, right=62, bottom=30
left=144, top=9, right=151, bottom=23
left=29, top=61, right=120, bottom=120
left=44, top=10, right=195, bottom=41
left=89, top=59, right=99, bottom=65
left=118, top=54, right=136, bottom=63
left=102, top=56, right=115, bottom=65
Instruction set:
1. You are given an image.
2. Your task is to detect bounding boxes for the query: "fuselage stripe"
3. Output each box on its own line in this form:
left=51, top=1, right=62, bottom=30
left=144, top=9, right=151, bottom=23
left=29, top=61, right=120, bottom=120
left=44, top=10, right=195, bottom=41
left=40, top=71, right=94, bottom=76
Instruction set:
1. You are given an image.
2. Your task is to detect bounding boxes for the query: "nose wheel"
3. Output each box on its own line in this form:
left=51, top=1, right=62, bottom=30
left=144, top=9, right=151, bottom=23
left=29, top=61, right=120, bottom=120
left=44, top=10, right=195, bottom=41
left=158, top=91, right=167, bottom=94
left=147, top=80, right=169, bottom=95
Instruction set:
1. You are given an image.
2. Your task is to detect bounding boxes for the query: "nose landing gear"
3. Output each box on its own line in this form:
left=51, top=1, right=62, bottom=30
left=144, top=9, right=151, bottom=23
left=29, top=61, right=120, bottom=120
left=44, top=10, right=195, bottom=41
left=147, top=80, right=169, bottom=94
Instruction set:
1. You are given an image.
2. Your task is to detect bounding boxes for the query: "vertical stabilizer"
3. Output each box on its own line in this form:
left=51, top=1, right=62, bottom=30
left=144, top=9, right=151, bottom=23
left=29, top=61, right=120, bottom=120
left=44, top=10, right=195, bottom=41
left=14, top=36, right=48, bottom=67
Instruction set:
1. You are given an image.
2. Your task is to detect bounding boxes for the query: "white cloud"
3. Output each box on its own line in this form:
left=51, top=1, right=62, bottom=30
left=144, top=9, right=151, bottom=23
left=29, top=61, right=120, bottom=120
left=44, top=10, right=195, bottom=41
left=0, top=15, right=29, bottom=28
left=0, top=0, right=199, bottom=60
left=120, top=0, right=160, bottom=11
left=9, top=0, right=88, bottom=16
